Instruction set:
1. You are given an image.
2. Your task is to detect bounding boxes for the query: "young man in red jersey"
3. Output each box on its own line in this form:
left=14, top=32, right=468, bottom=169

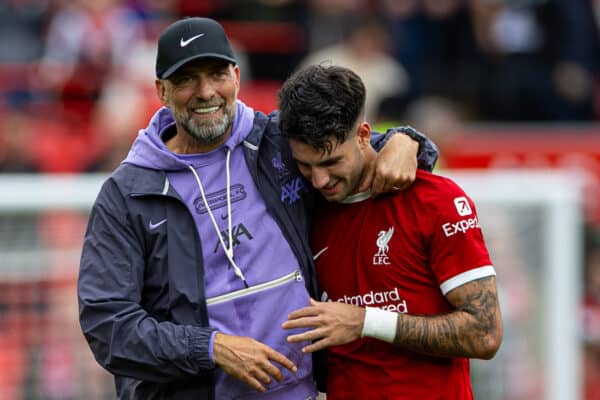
left=279, top=64, right=503, bottom=400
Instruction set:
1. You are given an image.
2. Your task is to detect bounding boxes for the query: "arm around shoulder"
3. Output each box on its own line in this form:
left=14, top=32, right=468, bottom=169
left=371, top=125, right=440, bottom=172
left=365, top=126, right=440, bottom=194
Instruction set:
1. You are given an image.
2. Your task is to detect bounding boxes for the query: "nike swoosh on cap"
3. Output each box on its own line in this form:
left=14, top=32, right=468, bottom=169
left=149, top=218, right=167, bottom=230
left=180, top=33, right=205, bottom=47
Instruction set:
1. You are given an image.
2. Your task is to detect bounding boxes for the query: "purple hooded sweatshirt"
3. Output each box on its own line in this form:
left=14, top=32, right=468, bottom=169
left=123, top=101, right=316, bottom=400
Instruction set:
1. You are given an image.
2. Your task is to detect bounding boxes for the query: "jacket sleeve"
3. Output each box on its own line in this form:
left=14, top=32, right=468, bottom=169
left=78, top=178, right=215, bottom=382
left=370, top=125, right=439, bottom=172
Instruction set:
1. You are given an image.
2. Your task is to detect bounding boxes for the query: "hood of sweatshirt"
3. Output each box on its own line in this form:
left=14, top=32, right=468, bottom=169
left=123, top=100, right=255, bottom=171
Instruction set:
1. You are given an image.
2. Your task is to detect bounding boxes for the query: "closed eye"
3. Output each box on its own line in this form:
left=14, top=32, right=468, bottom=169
left=294, top=159, right=310, bottom=169
left=318, top=156, right=342, bottom=167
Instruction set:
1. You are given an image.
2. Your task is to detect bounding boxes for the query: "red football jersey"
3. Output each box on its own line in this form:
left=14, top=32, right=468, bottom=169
left=312, top=170, right=495, bottom=400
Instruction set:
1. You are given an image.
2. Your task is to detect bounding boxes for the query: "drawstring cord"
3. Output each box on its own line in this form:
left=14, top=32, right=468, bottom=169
left=188, top=149, right=248, bottom=287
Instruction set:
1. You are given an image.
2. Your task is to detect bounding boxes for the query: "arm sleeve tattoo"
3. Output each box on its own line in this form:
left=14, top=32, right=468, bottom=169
left=393, top=276, right=503, bottom=359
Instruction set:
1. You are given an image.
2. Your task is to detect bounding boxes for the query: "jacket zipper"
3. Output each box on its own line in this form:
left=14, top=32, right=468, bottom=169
left=243, top=140, right=316, bottom=299
left=206, top=270, right=303, bottom=305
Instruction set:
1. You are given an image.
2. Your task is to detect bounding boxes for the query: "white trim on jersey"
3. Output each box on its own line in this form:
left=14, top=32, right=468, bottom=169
left=439, top=265, right=496, bottom=295
left=341, top=190, right=371, bottom=204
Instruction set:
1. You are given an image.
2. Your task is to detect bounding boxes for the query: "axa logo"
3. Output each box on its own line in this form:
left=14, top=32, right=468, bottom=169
left=373, top=226, right=394, bottom=265
left=213, top=223, right=253, bottom=253
left=281, top=177, right=307, bottom=205
left=270, top=151, right=308, bottom=205
left=454, top=196, right=472, bottom=216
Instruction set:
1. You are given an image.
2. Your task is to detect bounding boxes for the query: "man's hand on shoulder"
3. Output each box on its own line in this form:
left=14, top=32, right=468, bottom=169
left=212, top=333, right=297, bottom=392
left=360, top=133, right=419, bottom=196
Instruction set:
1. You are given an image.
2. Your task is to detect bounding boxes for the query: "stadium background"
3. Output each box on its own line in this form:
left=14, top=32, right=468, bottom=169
left=0, top=0, right=599, bottom=399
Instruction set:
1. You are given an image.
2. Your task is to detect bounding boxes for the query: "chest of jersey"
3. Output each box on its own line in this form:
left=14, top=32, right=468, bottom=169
left=312, top=196, right=450, bottom=316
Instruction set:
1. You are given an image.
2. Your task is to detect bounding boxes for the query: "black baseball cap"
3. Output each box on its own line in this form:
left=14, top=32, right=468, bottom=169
left=155, top=17, right=237, bottom=79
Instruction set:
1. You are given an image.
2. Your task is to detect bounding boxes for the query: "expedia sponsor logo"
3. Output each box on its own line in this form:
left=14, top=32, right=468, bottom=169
left=453, top=196, right=472, bottom=216
left=442, top=216, right=481, bottom=237
left=326, top=287, right=408, bottom=313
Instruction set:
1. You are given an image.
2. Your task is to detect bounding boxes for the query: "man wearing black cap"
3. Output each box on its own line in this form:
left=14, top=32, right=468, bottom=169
left=78, top=17, right=439, bottom=399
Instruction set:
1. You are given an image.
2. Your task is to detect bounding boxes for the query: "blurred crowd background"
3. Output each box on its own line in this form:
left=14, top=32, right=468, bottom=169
left=0, top=0, right=599, bottom=399
left=0, top=0, right=599, bottom=173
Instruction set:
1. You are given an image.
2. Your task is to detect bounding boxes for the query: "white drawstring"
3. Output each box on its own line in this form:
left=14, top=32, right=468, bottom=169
left=188, top=149, right=248, bottom=287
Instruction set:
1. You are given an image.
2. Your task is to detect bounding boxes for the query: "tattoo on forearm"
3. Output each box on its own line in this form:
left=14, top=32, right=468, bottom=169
left=393, top=276, right=501, bottom=358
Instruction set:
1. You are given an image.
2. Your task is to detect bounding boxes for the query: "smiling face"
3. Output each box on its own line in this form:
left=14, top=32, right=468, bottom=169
left=156, top=58, right=240, bottom=152
left=289, top=122, right=373, bottom=202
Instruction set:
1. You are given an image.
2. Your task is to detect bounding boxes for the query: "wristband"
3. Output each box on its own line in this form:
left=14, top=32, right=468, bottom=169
left=360, top=307, right=398, bottom=343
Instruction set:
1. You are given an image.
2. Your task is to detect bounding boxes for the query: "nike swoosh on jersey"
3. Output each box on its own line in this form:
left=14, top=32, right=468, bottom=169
left=149, top=218, right=167, bottom=230
left=180, top=33, right=205, bottom=47
left=313, top=247, right=328, bottom=260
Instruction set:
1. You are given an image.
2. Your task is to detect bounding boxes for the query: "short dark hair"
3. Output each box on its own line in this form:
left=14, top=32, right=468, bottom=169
left=278, top=64, right=366, bottom=154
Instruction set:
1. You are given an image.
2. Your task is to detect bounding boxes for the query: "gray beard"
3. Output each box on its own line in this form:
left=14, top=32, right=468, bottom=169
left=180, top=112, right=232, bottom=146
left=172, top=107, right=234, bottom=147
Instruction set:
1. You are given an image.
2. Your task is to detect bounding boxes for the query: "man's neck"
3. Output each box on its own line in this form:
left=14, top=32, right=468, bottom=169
left=350, top=147, right=377, bottom=196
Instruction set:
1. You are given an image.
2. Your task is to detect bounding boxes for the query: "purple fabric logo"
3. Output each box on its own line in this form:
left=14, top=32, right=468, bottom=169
left=272, top=151, right=307, bottom=205
left=212, top=223, right=254, bottom=253
left=281, top=177, right=307, bottom=205
left=272, top=152, right=290, bottom=181
left=193, top=184, right=247, bottom=214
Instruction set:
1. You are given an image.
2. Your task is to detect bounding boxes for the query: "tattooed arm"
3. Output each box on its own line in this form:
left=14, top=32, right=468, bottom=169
left=282, top=276, right=503, bottom=360
left=394, top=276, right=502, bottom=359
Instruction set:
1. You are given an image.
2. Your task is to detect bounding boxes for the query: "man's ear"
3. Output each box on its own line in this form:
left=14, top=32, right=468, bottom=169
left=357, top=121, right=371, bottom=147
left=233, top=65, right=241, bottom=91
left=155, top=79, right=168, bottom=106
